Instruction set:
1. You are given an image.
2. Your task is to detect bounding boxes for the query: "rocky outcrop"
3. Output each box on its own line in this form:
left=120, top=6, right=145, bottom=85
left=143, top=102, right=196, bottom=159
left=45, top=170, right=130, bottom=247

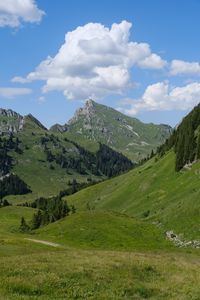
left=50, top=123, right=69, bottom=133
left=68, top=99, right=96, bottom=125
left=166, top=230, right=200, bottom=248
left=0, top=108, right=24, bottom=133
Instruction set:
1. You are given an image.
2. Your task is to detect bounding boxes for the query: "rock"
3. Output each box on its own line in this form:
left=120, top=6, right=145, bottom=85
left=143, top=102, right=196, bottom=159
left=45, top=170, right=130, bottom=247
left=166, top=230, right=200, bottom=248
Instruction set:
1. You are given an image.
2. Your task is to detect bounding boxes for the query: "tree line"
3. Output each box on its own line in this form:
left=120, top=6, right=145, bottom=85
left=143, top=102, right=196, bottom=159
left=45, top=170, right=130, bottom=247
left=0, top=134, right=22, bottom=176
left=155, top=103, right=200, bottom=171
left=0, top=174, right=31, bottom=199
left=41, top=134, right=133, bottom=178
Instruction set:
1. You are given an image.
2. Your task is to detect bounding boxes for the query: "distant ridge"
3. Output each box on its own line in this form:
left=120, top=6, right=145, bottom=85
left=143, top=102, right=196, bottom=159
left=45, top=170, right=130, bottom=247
left=0, top=109, right=47, bottom=133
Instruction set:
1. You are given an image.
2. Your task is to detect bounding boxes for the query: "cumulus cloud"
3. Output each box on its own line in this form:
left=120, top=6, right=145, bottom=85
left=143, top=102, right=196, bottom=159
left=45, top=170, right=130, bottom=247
left=170, top=60, right=200, bottom=76
left=0, top=0, right=45, bottom=28
left=119, top=81, right=200, bottom=115
left=13, top=20, right=166, bottom=100
left=0, top=87, right=32, bottom=98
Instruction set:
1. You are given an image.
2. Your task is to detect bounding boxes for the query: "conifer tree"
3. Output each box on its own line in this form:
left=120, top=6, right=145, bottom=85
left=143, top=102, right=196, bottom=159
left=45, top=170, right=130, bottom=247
left=19, top=217, right=30, bottom=232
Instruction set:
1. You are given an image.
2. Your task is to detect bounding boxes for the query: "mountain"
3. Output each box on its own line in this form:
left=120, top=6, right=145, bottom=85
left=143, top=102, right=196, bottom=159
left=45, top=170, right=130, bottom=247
left=50, top=99, right=172, bottom=161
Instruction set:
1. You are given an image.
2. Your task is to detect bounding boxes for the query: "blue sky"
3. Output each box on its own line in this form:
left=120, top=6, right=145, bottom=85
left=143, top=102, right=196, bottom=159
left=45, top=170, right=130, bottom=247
left=0, top=0, right=200, bottom=128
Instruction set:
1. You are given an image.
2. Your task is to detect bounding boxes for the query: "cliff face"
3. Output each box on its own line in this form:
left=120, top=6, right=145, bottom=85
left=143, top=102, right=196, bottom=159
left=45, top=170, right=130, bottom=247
left=0, top=109, right=24, bottom=133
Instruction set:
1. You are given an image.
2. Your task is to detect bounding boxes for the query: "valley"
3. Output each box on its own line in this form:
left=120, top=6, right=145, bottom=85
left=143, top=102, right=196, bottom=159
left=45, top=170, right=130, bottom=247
left=1, top=102, right=200, bottom=299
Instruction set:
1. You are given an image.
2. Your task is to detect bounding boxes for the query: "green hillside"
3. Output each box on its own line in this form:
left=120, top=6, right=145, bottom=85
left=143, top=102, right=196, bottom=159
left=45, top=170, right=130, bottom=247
left=66, top=150, right=200, bottom=240
left=35, top=211, right=171, bottom=251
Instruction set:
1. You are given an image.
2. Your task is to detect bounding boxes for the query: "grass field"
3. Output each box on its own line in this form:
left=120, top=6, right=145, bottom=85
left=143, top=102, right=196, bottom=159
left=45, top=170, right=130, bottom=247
left=1, top=205, right=200, bottom=299
left=1, top=247, right=200, bottom=300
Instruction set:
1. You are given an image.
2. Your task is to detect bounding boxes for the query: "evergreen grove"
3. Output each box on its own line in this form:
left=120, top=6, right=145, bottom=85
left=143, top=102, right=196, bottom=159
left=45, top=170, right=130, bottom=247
left=156, top=103, right=200, bottom=171
left=19, top=195, right=75, bottom=232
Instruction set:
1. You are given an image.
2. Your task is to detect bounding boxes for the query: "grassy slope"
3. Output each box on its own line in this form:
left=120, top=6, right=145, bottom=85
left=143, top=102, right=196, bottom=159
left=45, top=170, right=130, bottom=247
left=0, top=206, right=56, bottom=257
left=35, top=211, right=171, bottom=251
left=0, top=205, right=171, bottom=253
left=66, top=151, right=200, bottom=240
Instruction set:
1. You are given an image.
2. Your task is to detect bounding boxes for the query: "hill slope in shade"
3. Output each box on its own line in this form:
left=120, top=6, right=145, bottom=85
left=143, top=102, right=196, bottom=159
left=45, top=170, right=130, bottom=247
left=50, top=99, right=172, bottom=161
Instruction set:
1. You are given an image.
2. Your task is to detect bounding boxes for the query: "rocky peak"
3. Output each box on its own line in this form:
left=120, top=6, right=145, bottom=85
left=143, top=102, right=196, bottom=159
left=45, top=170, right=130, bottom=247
left=68, top=99, right=96, bottom=125
left=0, top=108, right=22, bottom=119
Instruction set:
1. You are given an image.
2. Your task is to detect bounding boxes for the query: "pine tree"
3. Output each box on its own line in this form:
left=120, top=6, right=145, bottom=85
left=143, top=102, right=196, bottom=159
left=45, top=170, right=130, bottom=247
left=19, top=217, right=30, bottom=232
left=31, top=210, right=42, bottom=229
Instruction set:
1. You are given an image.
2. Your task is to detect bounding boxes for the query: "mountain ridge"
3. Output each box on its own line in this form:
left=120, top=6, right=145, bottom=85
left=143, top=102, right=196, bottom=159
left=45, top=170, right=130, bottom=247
left=0, top=108, right=47, bottom=133
left=0, top=100, right=172, bottom=161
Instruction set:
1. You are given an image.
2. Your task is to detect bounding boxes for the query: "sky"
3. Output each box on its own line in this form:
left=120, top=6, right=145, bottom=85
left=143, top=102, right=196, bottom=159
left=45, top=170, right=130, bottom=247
left=0, top=0, right=200, bottom=128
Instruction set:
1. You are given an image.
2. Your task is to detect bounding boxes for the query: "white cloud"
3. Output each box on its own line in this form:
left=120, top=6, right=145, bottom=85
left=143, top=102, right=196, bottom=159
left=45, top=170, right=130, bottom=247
left=0, top=0, right=45, bottom=28
left=170, top=60, right=200, bottom=76
left=119, top=81, right=200, bottom=115
left=0, top=87, right=32, bottom=98
left=138, top=53, right=167, bottom=69
left=13, top=21, right=166, bottom=100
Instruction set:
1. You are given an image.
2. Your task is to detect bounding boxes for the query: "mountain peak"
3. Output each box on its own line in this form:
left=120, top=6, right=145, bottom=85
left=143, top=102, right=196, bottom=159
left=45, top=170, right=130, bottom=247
left=85, top=98, right=95, bottom=107
left=64, top=100, right=172, bottom=161
left=68, top=99, right=96, bottom=125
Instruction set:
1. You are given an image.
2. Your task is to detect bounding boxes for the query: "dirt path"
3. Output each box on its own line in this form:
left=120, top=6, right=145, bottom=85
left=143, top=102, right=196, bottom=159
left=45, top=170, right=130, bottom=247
left=24, top=238, right=62, bottom=248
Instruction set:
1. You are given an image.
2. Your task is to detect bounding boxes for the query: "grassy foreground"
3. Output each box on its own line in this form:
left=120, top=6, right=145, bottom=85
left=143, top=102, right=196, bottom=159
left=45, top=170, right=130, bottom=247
left=1, top=205, right=200, bottom=299
left=1, top=247, right=200, bottom=299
